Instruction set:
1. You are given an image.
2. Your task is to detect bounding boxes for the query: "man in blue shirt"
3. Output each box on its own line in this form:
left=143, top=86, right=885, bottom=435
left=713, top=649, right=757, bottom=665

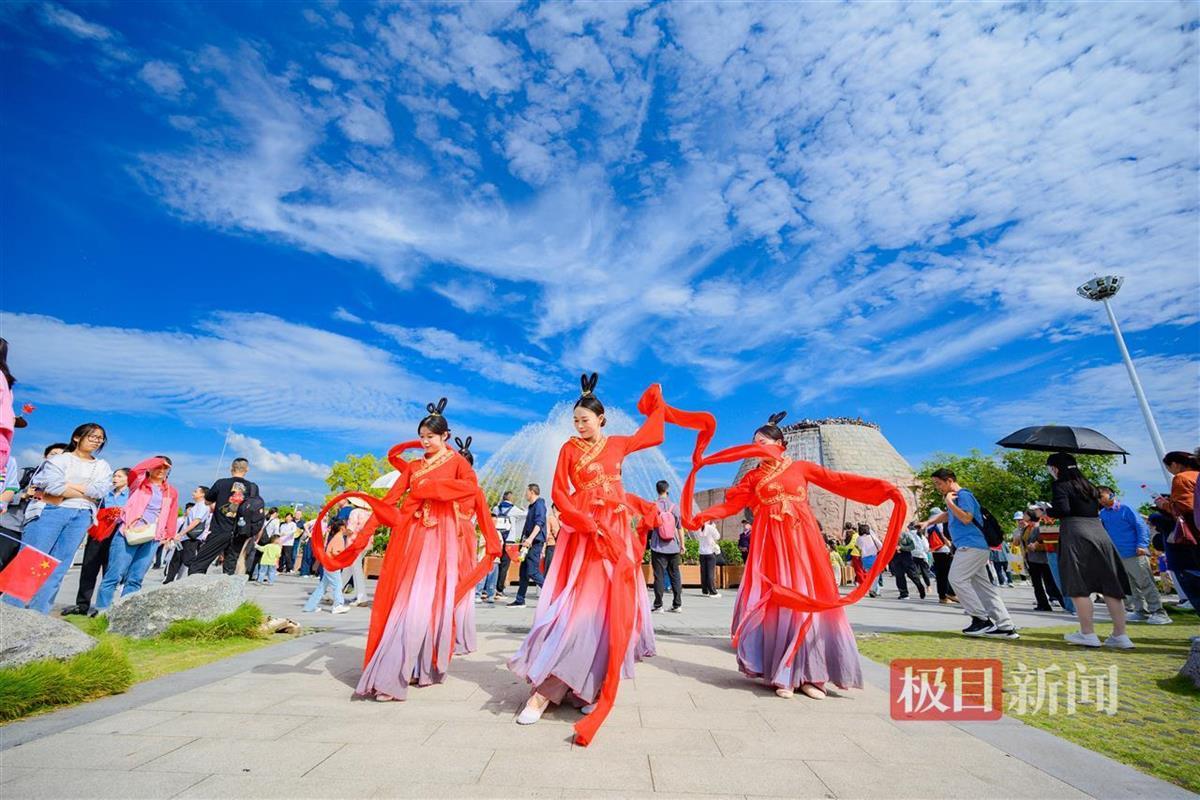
left=1098, top=486, right=1169, bottom=624
left=922, top=468, right=1018, bottom=639
left=510, top=484, right=546, bottom=607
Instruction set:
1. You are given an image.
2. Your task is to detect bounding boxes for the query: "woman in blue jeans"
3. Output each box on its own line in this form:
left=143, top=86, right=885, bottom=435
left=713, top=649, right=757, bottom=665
left=93, top=456, right=178, bottom=616
left=3, top=423, right=112, bottom=614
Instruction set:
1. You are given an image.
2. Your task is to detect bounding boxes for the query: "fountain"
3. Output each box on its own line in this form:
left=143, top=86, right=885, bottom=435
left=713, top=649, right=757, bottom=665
left=476, top=402, right=684, bottom=505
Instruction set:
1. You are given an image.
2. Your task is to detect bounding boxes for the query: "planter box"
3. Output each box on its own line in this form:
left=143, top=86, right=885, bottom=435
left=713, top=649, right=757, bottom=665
left=720, top=565, right=745, bottom=589
left=641, top=564, right=653, bottom=585
left=364, top=555, right=384, bottom=578
left=680, top=564, right=701, bottom=587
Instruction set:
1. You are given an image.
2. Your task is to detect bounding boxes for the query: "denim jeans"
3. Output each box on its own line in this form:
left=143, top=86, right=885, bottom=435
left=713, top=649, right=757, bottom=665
left=304, top=567, right=344, bottom=611
left=477, top=560, right=498, bottom=599
left=3, top=505, right=92, bottom=614
left=1047, top=552, right=1076, bottom=613
left=95, top=533, right=156, bottom=611
left=259, top=565, right=277, bottom=584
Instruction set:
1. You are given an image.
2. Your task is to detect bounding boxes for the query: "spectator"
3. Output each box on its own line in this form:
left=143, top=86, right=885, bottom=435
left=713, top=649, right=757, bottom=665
left=278, top=513, right=299, bottom=574
left=254, top=533, right=283, bottom=584
left=922, top=469, right=1018, bottom=639
left=62, top=468, right=129, bottom=616
left=910, top=525, right=933, bottom=591
left=165, top=487, right=209, bottom=584
left=344, top=497, right=372, bottom=606
left=0, top=442, right=69, bottom=572
left=298, top=517, right=321, bottom=577
left=1019, top=507, right=1063, bottom=611
left=828, top=538, right=846, bottom=586
left=0, top=338, right=14, bottom=469
left=1155, top=450, right=1200, bottom=614
left=1098, top=486, right=1169, bottom=624
left=303, top=518, right=349, bottom=614
left=246, top=508, right=278, bottom=581
left=1045, top=453, right=1132, bottom=648
left=856, top=522, right=882, bottom=598
left=492, top=491, right=518, bottom=599
left=649, top=479, right=683, bottom=613
left=3, top=424, right=112, bottom=614
left=188, top=458, right=259, bottom=575
left=989, top=540, right=1012, bottom=587
left=510, top=484, right=546, bottom=607
left=737, top=519, right=751, bottom=565
left=697, top=519, right=722, bottom=598
left=93, top=456, right=178, bottom=616
left=892, top=524, right=926, bottom=599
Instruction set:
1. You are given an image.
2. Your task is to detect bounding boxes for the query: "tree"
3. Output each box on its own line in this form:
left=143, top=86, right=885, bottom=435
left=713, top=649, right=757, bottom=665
left=917, top=449, right=1119, bottom=528
left=324, top=453, right=390, bottom=502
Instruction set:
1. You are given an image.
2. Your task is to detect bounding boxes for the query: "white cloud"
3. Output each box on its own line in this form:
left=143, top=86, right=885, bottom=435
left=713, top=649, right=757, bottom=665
left=39, top=3, right=113, bottom=40
left=226, top=431, right=329, bottom=478
left=308, top=75, right=334, bottom=92
left=139, top=60, right=186, bottom=99
left=332, top=306, right=363, bottom=324
left=127, top=3, right=1198, bottom=404
left=373, top=323, right=562, bottom=393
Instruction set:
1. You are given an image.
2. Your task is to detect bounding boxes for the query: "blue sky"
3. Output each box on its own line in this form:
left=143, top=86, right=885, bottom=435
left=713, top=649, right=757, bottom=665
left=2, top=1, right=1197, bottom=503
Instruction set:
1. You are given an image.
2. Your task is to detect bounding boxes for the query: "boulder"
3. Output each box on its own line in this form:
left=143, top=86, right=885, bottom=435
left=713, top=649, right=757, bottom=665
left=106, top=573, right=246, bottom=639
left=0, top=604, right=98, bottom=669
left=1180, top=638, right=1200, bottom=690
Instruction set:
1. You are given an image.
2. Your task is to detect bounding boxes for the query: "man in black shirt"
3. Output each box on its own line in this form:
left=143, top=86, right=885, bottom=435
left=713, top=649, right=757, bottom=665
left=187, top=458, right=260, bottom=575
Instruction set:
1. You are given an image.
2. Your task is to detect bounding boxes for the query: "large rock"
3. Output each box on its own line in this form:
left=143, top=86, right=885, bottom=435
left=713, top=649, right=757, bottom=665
left=107, top=573, right=246, bottom=639
left=1181, top=639, right=1200, bottom=690
left=0, top=604, right=98, bottom=669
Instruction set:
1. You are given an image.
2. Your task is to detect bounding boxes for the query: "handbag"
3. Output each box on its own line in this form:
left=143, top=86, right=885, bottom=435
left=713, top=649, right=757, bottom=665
left=123, top=521, right=157, bottom=546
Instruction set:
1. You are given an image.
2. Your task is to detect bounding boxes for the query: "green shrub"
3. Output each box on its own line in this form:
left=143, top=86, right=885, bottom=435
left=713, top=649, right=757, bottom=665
left=0, top=640, right=133, bottom=722
left=681, top=537, right=700, bottom=565
left=160, top=602, right=267, bottom=641
left=718, top=539, right=743, bottom=566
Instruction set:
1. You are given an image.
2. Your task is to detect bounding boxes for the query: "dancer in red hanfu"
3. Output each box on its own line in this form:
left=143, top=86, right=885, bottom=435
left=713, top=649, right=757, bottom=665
left=311, top=399, right=500, bottom=701
left=508, top=374, right=665, bottom=745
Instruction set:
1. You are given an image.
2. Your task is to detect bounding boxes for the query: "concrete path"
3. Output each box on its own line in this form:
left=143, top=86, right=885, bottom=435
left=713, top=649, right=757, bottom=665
left=1, top=571, right=1192, bottom=799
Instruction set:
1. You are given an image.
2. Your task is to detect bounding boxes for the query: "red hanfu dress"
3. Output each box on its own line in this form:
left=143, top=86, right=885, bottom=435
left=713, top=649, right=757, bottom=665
left=311, top=441, right=500, bottom=700
left=507, top=384, right=666, bottom=745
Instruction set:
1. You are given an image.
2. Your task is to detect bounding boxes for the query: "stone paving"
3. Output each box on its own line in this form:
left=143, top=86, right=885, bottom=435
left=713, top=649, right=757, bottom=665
left=1, top=571, right=1193, bottom=799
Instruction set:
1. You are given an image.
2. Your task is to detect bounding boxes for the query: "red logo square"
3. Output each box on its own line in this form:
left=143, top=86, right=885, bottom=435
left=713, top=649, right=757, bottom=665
left=890, top=658, right=1003, bottom=721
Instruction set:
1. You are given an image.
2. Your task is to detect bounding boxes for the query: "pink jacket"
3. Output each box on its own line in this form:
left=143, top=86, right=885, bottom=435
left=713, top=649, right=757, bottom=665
left=0, top=379, right=13, bottom=433
left=122, top=456, right=180, bottom=542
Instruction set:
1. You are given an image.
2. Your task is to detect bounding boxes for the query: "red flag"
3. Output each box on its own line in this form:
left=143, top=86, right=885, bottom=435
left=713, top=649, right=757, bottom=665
left=0, top=546, right=60, bottom=603
left=87, top=507, right=122, bottom=541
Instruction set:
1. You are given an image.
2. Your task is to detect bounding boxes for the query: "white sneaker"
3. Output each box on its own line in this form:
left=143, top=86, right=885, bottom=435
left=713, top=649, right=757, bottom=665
left=331, top=605, right=350, bottom=615
left=580, top=703, right=596, bottom=715
left=710, top=592, right=722, bottom=599
left=1104, top=633, right=1135, bottom=649
left=516, top=694, right=550, bottom=725
left=1064, top=631, right=1102, bottom=648
left=1145, top=612, right=1173, bottom=625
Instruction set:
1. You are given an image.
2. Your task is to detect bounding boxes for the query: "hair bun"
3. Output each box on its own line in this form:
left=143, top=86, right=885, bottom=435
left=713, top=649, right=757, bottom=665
left=767, top=411, right=787, bottom=426
left=579, top=372, right=599, bottom=396
left=426, top=397, right=449, bottom=416
left=454, top=435, right=473, bottom=453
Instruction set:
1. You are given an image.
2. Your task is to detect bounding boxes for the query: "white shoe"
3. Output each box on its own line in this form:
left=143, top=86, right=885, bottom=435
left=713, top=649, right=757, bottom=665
left=1064, top=631, right=1102, bottom=648
left=775, top=688, right=794, bottom=698
left=799, top=683, right=826, bottom=700
left=1104, top=633, right=1135, bottom=650
left=1145, top=612, right=1173, bottom=625
left=580, top=703, right=596, bottom=715
left=517, top=693, right=550, bottom=725
left=710, top=592, right=722, bottom=599
left=1125, top=611, right=1148, bottom=622
left=331, top=605, right=350, bottom=615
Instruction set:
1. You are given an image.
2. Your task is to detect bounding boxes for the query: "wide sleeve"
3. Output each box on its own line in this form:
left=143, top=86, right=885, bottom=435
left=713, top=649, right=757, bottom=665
left=85, top=459, right=114, bottom=501
left=33, top=455, right=68, bottom=494
left=623, top=383, right=665, bottom=455
left=691, top=478, right=752, bottom=528
left=552, top=444, right=599, bottom=536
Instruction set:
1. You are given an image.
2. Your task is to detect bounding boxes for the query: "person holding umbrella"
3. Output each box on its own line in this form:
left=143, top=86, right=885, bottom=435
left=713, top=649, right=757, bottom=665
left=1045, top=453, right=1133, bottom=649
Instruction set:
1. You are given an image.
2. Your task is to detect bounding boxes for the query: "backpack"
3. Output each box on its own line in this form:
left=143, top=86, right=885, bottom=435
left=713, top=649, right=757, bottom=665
left=238, top=494, right=267, bottom=538
left=971, top=504, right=1006, bottom=548
left=655, top=500, right=679, bottom=541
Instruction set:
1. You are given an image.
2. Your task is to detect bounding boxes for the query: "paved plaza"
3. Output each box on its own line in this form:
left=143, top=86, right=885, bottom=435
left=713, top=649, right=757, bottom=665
left=1, top=573, right=1194, bottom=799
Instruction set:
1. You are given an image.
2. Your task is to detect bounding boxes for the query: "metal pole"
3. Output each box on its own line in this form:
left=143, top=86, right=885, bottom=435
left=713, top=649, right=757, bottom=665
left=1101, top=298, right=1170, bottom=483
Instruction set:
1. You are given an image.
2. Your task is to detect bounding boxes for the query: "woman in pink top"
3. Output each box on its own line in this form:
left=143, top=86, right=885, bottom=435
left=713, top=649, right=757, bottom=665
left=93, top=456, right=179, bottom=615
left=0, top=339, right=15, bottom=467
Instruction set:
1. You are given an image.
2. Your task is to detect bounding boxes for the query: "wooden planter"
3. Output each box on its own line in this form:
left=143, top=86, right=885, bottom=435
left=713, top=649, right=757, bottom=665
left=641, top=564, right=653, bottom=585
left=680, top=564, right=701, bottom=587
left=364, top=555, right=384, bottom=578
left=720, top=565, right=745, bottom=589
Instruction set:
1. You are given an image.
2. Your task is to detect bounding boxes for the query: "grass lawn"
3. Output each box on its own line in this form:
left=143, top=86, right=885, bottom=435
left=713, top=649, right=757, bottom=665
left=857, top=607, right=1200, bottom=793
left=0, top=603, right=291, bottom=723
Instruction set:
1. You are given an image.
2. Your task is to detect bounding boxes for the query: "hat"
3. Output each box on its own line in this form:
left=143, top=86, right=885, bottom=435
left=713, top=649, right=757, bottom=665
left=929, top=507, right=943, bottom=516
left=1012, top=510, right=1025, bottom=520
left=347, top=496, right=371, bottom=510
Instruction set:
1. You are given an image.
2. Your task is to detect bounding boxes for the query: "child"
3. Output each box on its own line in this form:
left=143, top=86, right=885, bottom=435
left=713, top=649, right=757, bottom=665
left=254, top=534, right=283, bottom=585
left=828, top=539, right=845, bottom=586
left=303, top=519, right=349, bottom=614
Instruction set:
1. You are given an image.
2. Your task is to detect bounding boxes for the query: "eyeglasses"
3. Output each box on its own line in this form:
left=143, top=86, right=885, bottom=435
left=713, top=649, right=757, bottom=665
left=83, top=435, right=106, bottom=443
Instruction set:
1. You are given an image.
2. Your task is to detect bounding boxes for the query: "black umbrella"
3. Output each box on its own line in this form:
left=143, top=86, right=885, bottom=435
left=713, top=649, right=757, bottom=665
left=997, top=426, right=1128, bottom=462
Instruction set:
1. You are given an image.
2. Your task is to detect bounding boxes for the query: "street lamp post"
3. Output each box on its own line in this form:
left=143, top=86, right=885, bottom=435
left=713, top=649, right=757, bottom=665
left=1076, top=276, right=1171, bottom=483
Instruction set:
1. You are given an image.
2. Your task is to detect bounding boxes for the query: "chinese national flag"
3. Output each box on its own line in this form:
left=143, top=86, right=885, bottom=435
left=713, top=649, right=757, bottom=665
left=0, top=546, right=60, bottom=603
left=87, top=507, right=122, bottom=541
